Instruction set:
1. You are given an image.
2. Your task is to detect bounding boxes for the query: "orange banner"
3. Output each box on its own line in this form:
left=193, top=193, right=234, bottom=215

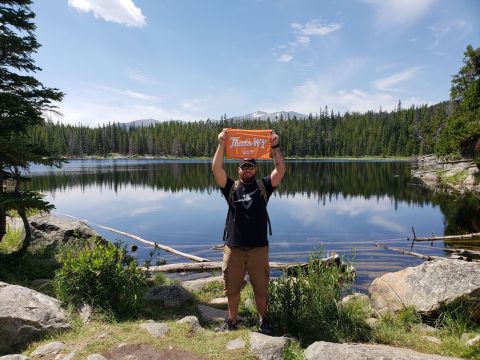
left=225, top=128, right=272, bottom=159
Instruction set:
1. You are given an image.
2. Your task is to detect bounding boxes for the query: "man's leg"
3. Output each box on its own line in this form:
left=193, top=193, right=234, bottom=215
left=222, top=245, right=246, bottom=324
left=246, top=246, right=270, bottom=322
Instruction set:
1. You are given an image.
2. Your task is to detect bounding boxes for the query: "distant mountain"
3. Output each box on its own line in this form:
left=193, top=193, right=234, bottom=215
left=229, top=110, right=308, bottom=121
left=119, top=119, right=160, bottom=128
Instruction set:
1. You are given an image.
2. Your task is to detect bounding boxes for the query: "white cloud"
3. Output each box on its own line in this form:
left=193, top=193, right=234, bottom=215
left=291, top=21, right=342, bottom=36
left=429, top=19, right=469, bottom=49
left=124, top=90, right=162, bottom=102
left=127, top=69, right=157, bottom=84
left=99, top=85, right=162, bottom=102
left=282, top=77, right=426, bottom=114
left=372, top=66, right=420, bottom=91
left=274, top=20, right=341, bottom=63
left=363, top=0, right=435, bottom=26
left=68, top=0, right=146, bottom=28
left=277, top=54, right=293, bottom=62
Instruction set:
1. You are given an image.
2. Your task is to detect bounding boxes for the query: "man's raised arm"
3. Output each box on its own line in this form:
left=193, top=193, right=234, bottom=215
left=212, top=129, right=227, bottom=188
left=270, top=131, right=286, bottom=187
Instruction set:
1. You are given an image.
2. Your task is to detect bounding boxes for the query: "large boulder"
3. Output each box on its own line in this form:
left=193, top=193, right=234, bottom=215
left=0, top=282, right=70, bottom=354
left=28, top=214, right=103, bottom=253
left=304, top=341, right=461, bottom=360
left=369, top=260, right=480, bottom=317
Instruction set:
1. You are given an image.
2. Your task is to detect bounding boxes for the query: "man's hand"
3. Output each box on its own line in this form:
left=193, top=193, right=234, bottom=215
left=218, top=129, right=227, bottom=146
left=271, top=131, right=279, bottom=147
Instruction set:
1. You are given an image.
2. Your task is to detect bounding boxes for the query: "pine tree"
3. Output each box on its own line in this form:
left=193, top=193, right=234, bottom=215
left=0, top=0, right=64, bottom=253
left=436, top=45, right=480, bottom=158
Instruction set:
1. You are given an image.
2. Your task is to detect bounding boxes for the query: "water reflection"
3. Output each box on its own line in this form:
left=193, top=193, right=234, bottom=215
left=27, top=160, right=480, bottom=289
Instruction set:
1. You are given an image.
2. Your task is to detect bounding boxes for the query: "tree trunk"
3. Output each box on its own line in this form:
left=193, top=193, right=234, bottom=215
left=16, top=208, right=31, bottom=255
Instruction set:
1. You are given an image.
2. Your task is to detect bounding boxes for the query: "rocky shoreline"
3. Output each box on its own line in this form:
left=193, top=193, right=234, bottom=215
left=1, top=214, right=479, bottom=359
left=412, top=155, right=479, bottom=196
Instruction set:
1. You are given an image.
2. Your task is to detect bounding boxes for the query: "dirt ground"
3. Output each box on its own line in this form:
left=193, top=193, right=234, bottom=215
left=102, top=343, right=207, bottom=360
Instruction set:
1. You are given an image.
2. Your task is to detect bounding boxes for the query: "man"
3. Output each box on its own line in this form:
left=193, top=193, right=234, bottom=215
left=212, top=129, right=286, bottom=334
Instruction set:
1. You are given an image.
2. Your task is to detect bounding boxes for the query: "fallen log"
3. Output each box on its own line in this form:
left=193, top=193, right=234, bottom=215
left=140, top=261, right=305, bottom=273
left=62, top=214, right=210, bottom=263
left=375, top=243, right=447, bottom=261
left=140, top=254, right=342, bottom=273
left=412, top=233, right=480, bottom=242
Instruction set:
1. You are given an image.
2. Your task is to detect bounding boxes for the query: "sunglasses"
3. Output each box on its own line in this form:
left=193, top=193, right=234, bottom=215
left=240, top=164, right=256, bottom=169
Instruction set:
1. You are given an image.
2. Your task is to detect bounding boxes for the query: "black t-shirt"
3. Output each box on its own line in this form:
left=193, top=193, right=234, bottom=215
left=221, top=176, right=276, bottom=247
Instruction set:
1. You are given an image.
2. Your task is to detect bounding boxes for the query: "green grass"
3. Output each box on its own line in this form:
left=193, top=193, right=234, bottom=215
left=0, top=226, right=24, bottom=254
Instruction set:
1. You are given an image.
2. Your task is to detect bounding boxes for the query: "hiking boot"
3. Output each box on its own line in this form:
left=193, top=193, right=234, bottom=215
left=215, top=318, right=238, bottom=332
left=258, top=318, right=272, bottom=336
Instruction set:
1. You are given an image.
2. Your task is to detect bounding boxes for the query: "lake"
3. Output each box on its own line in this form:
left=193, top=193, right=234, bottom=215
left=27, top=159, right=480, bottom=290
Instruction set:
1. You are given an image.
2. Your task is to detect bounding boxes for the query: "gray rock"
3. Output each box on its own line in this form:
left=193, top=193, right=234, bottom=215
left=58, top=352, right=75, bottom=360
left=421, top=173, right=440, bottom=185
left=467, top=334, right=480, bottom=346
left=177, top=316, right=202, bottom=331
left=249, top=332, right=290, bottom=360
left=304, top=341, right=461, bottom=359
left=464, top=174, right=476, bottom=186
left=87, top=355, right=107, bottom=360
left=422, top=335, right=442, bottom=345
left=146, top=285, right=193, bottom=308
left=30, top=342, right=65, bottom=357
left=0, top=356, right=31, bottom=360
left=139, top=322, right=169, bottom=337
left=368, top=260, right=480, bottom=316
left=209, top=297, right=228, bottom=305
left=226, top=338, right=245, bottom=350
left=28, top=214, right=104, bottom=253
left=77, top=303, right=93, bottom=324
left=181, top=276, right=223, bottom=291
left=0, top=283, right=70, bottom=354
left=197, top=304, right=231, bottom=324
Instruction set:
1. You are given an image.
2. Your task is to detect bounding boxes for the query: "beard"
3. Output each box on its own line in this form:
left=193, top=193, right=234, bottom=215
left=240, top=172, right=256, bottom=184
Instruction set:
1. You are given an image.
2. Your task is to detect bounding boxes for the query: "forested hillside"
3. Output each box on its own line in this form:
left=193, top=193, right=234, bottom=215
left=30, top=101, right=451, bottom=158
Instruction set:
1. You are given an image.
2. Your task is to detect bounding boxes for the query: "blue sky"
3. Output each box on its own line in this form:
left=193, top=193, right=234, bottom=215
left=31, top=0, right=480, bottom=126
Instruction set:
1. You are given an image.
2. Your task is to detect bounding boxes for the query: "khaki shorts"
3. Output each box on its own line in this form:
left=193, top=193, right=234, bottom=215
left=222, top=245, right=270, bottom=297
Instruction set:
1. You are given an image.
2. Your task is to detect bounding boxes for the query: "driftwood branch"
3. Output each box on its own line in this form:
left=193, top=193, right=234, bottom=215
left=375, top=243, right=447, bottom=261
left=412, top=233, right=480, bottom=242
left=63, top=214, right=210, bottom=263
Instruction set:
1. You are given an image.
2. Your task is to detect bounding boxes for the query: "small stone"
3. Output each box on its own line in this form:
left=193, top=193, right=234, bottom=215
left=209, top=297, right=228, bottom=305
left=467, top=335, right=480, bottom=346
left=366, top=318, right=378, bottom=326
left=97, top=332, right=108, bottom=339
left=226, top=338, right=245, bottom=350
left=422, top=336, right=442, bottom=345
left=117, top=343, right=128, bottom=348
left=0, top=356, right=31, bottom=360
left=177, top=316, right=202, bottom=331
left=139, top=322, right=169, bottom=337
left=87, top=355, right=108, bottom=360
left=31, top=342, right=66, bottom=357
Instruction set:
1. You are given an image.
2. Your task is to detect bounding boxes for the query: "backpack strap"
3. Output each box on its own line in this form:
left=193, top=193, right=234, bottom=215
left=257, top=179, right=272, bottom=236
left=223, top=180, right=239, bottom=241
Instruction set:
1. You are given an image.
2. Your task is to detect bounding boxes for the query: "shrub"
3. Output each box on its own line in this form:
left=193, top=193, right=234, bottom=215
left=53, top=238, right=147, bottom=318
left=267, top=251, right=371, bottom=346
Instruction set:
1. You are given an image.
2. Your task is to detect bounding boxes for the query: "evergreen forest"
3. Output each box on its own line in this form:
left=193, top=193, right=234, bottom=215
left=29, top=101, right=452, bottom=158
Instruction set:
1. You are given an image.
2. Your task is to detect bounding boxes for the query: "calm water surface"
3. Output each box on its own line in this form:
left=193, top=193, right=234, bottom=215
left=28, top=159, right=480, bottom=290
